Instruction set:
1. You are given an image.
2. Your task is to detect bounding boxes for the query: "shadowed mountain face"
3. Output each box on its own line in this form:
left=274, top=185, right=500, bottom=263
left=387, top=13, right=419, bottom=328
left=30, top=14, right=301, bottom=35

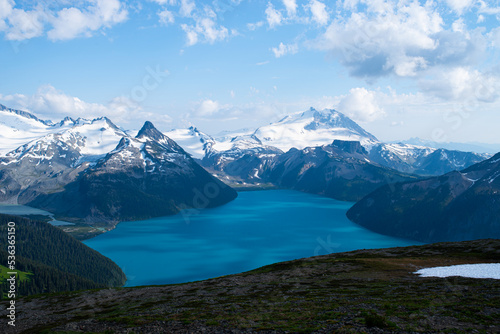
left=347, top=153, right=500, bottom=242
left=0, top=117, right=237, bottom=226
left=260, top=140, right=419, bottom=202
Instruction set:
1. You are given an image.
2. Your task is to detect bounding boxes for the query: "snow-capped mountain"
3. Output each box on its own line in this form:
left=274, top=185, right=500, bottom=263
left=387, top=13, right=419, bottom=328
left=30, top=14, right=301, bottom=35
left=368, top=143, right=488, bottom=176
left=184, top=107, right=488, bottom=180
left=201, top=135, right=283, bottom=182
left=399, top=137, right=500, bottom=155
left=0, top=106, right=236, bottom=227
left=252, top=107, right=379, bottom=152
left=0, top=104, right=64, bottom=155
left=164, top=126, right=215, bottom=160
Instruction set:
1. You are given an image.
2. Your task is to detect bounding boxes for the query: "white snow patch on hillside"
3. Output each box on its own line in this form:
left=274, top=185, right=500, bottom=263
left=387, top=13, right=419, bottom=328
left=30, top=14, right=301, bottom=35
left=415, top=263, right=500, bottom=279
left=165, top=128, right=214, bottom=159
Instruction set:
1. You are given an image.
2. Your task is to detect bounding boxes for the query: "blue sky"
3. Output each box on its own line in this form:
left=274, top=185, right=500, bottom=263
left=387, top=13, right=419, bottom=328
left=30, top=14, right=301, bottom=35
left=1, top=0, right=500, bottom=143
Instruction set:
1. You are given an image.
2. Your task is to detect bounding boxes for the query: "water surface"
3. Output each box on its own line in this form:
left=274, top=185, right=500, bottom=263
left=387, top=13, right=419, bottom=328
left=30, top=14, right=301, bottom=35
left=84, top=190, right=422, bottom=287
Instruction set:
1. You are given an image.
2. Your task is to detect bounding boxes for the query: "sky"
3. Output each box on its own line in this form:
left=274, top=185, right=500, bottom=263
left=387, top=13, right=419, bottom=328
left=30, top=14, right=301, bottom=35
left=0, top=0, right=500, bottom=144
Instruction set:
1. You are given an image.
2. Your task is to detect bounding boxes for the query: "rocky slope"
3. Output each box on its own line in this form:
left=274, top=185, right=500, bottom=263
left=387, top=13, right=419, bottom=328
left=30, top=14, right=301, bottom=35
left=260, top=140, right=419, bottom=201
left=1, top=239, right=498, bottom=333
left=347, top=152, right=500, bottom=242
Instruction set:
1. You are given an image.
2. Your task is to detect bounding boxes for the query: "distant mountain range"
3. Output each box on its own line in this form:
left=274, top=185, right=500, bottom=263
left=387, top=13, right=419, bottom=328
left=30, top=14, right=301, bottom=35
left=165, top=107, right=489, bottom=180
left=399, top=137, right=500, bottom=154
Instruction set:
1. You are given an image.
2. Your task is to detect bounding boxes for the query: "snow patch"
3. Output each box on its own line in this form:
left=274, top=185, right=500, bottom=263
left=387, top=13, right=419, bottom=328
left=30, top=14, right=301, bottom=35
left=415, top=263, right=500, bottom=279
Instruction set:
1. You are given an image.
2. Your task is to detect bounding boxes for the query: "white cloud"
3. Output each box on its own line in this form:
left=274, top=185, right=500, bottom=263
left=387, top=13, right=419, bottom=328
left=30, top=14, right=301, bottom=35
left=0, top=0, right=14, bottom=31
left=0, top=85, right=175, bottom=128
left=310, top=1, right=490, bottom=78
left=477, top=1, right=500, bottom=15
left=247, top=21, right=264, bottom=31
left=5, top=8, right=45, bottom=40
left=151, top=0, right=178, bottom=5
left=196, top=99, right=221, bottom=116
left=181, top=17, right=229, bottom=46
left=272, top=42, right=298, bottom=58
left=489, top=27, right=500, bottom=48
left=265, top=3, right=283, bottom=28
left=338, top=87, right=386, bottom=122
left=47, top=0, right=128, bottom=41
left=308, top=0, right=329, bottom=26
left=158, top=9, right=175, bottom=25
left=0, top=1, right=129, bottom=41
left=420, top=67, right=500, bottom=102
left=179, top=0, right=195, bottom=17
left=1, top=85, right=109, bottom=119
left=282, top=0, right=297, bottom=16
left=153, top=0, right=234, bottom=46
left=445, top=0, right=475, bottom=14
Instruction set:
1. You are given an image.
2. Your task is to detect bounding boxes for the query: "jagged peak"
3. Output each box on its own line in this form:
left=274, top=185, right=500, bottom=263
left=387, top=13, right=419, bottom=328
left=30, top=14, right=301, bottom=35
left=136, top=121, right=165, bottom=141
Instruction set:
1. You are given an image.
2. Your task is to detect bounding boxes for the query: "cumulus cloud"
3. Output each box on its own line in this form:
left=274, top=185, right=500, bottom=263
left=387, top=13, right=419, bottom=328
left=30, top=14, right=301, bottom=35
left=0, top=85, right=110, bottom=119
left=445, top=0, right=475, bottom=14
left=0, top=0, right=128, bottom=41
left=4, top=8, right=45, bottom=40
left=196, top=99, right=221, bottom=116
left=272, top=42, right=298, bottom=58
left=179, top=0, right=195, bottom=18
left=152, top=0, right=233, bottom=46
left=266, top=3, right=283, bottom=28
left=420, top=67, right=500, bottom=102
left=181, top=17, right=229, bottom=46
left=311, top=1, right=490, bottom=79
left=338, top=88, right=386, bottom=122
left=282, top=0, right=297, bottom=16
left=48, top=0, right=128, bottom=41
left=0, top=85, right=176, bottom=128
left=308, top=0, right=329, bottom=26
left=158, top=9, right=175, bottom=25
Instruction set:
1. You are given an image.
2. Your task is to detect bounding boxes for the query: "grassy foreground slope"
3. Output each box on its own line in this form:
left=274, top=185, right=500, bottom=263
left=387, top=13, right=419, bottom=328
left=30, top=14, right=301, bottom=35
left=1, top=239, right=499, bottom=333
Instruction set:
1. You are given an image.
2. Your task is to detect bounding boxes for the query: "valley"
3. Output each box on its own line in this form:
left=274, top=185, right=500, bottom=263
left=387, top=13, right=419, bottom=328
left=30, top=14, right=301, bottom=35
left=0, top=104, right=491, bottom=241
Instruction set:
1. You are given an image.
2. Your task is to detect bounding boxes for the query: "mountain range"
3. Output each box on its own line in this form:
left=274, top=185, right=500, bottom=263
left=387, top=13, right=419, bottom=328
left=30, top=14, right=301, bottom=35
left=0, top=104, right=236, bottom=236
left=0, top=103, right=496, bottom=240
left=347, top=152, right=500, bottom=242
left=165, top=107, right=488, bottom=181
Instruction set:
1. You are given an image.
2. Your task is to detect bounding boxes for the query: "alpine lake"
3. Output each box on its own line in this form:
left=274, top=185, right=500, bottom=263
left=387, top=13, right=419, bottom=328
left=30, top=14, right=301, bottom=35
left=81, top=190, right=422, bottom=287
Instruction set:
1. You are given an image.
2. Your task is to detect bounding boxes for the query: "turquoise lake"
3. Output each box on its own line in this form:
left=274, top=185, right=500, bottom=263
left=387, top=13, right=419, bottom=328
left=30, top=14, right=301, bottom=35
left=84, top=190, right=422, bottom=287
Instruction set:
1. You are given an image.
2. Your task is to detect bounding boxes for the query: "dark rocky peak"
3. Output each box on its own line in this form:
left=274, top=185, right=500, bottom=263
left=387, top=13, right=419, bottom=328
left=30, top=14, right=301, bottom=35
left=114, top=137, right=131, bottom=151
left=136, top=121, right=166, bottom=141
left=331, top=140, right=367, bottom=155
left=58, top=116, right=76, bottom=126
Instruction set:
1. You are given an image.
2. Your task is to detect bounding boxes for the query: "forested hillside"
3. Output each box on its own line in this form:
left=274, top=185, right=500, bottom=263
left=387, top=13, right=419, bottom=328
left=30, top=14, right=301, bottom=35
left=0, top=214, right=126, bottom=297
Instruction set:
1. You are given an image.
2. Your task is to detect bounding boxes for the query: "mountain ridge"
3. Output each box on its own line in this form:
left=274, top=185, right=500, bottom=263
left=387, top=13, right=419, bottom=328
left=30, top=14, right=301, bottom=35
left=347, top=152, right=500, bottom=242
left=0, top=110, right=237, bottom=237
